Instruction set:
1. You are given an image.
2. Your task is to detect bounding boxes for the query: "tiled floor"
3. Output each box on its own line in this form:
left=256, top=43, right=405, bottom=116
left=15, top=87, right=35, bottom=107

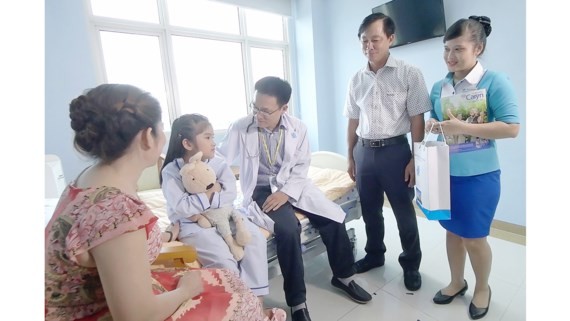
left=263, top=207, right=526, bottom=321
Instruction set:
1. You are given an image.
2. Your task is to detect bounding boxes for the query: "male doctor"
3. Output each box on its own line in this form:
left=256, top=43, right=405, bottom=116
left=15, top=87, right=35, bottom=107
left=217, top=76, right=371, bottom=321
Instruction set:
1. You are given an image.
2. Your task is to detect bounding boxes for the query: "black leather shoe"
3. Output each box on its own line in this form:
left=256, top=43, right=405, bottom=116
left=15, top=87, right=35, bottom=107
left=354, top=257, right=384, bottom=274
left=403, top=270, right=422, bottom=291
left=433, top=280, right=468, bottom=304
left=331, top=277, right=372, bottom=303
left=291, top=307, right=312, bottom=321
left=469, top=286, right=491, bottom=320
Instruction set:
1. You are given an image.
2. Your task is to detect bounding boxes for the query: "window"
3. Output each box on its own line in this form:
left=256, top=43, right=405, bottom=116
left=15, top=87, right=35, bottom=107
left=89, top=0, right=290, bottom=131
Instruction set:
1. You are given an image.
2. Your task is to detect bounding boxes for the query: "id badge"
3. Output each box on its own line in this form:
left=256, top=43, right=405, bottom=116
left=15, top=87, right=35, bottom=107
left=269, top=175, right=278, bottom=193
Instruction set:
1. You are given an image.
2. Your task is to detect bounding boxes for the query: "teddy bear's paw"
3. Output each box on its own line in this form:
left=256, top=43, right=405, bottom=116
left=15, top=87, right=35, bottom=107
left=235, top=230, right=251, bottom=246
left=231, top=246, right=245, bottom=261
left=223, top=234, right=245, bottom=261
left=196, top=216, right=213, bottom=228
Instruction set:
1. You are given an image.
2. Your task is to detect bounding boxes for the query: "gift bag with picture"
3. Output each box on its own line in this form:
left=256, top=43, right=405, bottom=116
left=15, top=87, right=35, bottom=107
left=414, top=124, right=451, bottom=220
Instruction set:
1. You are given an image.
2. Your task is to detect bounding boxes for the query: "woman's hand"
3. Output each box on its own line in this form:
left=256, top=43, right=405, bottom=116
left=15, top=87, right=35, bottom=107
left=177, top=270, right=204, bottom=300
left=439, top=109, right=467, bottom=135
left=425, top=118, right=442, bottom=134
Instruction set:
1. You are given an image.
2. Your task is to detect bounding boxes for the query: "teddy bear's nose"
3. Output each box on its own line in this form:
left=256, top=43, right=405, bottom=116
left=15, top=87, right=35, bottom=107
left=206, top=183, right=214, bottom=190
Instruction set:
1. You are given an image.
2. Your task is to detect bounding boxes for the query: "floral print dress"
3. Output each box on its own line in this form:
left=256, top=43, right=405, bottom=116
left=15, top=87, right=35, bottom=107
left=45, top=184, right=285, bottom=321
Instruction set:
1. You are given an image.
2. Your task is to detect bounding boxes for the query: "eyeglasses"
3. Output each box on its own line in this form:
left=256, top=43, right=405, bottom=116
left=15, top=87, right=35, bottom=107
left=249, top=102, right=281, bottom=117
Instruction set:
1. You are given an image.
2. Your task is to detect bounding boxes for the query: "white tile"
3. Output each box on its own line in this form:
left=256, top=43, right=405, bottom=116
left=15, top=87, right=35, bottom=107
left=337, top=289, right=439, bottom=321
left=487, top=237, right=526, bottom=287
left=500, top=285, right=526, bottom=321
left=381, top=273, right=520, bottom=321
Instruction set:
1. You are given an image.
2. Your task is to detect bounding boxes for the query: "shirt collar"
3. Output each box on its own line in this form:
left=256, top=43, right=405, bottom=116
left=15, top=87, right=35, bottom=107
left=445, top=61, right=486, bottom=87
left=255, top=116, right=287, bottom=133
left=362, top=53, right=396, bottom=73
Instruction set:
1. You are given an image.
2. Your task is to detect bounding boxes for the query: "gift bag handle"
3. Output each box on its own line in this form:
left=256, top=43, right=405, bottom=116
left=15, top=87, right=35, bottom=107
left=420, top=122, right=447, bottom=148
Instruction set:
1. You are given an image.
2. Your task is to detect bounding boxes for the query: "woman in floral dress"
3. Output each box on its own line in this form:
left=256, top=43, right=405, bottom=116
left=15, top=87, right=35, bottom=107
left=45, top=83, right=286, bottom=321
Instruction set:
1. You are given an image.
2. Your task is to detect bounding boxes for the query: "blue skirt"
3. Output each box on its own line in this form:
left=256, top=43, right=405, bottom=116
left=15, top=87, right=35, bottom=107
left=439, top=170, right=501, bottom=238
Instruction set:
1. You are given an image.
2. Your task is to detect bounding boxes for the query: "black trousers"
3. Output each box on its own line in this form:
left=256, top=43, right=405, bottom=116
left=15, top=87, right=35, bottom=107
left=353, top=140, right=422, bottom=271
left=252, top=185, right=355, bottom=307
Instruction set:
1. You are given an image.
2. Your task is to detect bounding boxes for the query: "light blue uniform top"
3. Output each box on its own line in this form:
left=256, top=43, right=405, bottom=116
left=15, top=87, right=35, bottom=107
left=430, top=69, right=520, bottom=176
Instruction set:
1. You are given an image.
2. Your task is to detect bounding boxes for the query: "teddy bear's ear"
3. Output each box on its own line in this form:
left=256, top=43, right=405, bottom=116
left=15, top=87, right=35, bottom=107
left=188, top=151, right=203, bottom=164
left=179, top=162, right=195, bottom=175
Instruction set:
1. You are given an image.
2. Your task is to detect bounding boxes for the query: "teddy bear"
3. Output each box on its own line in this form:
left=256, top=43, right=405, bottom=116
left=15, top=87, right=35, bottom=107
left=179, top=151, right=251, bottom=261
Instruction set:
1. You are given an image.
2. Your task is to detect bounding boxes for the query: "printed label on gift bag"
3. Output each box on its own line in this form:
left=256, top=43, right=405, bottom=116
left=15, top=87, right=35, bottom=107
left=414, top=141, right=451, bottom=220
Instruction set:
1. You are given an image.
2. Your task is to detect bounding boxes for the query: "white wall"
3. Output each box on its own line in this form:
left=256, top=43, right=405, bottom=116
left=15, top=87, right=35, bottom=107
left=45, top=0, right=99, bottom=181
left=291, top=0, right=526, bottom=226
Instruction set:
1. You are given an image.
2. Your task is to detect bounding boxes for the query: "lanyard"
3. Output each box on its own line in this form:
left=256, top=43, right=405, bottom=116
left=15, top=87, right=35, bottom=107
left=259, top=128, right=283, bottom=167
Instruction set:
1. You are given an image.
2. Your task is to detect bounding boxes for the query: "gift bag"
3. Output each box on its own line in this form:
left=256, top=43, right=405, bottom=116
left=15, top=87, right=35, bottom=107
left=414, top=125, right=451, bottom=220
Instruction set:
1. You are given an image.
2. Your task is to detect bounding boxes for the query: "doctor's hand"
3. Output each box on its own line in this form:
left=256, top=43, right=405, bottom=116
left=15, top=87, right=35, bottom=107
left=262, top=191, right=289, bottom=213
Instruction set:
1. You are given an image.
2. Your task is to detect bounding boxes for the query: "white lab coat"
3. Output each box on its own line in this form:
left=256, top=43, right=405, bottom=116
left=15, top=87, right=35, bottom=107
left=217, top=113, right=346, bottom=233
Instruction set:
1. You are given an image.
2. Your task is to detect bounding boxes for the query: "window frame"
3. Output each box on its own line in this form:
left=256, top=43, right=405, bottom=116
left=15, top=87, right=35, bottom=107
left=85, top=0, right=292, bottom=130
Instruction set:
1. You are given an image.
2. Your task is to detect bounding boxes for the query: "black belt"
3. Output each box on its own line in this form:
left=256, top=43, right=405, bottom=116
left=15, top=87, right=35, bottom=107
left=359, top=134, right=407, bottom=148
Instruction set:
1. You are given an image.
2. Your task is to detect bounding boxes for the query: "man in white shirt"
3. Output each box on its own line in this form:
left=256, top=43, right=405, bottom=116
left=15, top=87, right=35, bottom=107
left=344, top=12, right=431, bottom=291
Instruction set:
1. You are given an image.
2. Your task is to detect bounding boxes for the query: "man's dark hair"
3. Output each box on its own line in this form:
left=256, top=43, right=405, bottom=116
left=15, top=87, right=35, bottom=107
left=358, top=12, right=396, bottom=39
left=254, top=76, right=292, bottom=106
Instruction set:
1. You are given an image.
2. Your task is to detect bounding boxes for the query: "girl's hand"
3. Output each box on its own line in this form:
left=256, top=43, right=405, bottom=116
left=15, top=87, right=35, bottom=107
left=205, top=182, right=222, bottom=201
left=162, top=222, right=180, bottom=242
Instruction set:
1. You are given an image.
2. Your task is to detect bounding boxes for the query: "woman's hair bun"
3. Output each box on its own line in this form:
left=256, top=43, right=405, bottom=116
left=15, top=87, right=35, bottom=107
left=469, top=15, right=492, bottom=37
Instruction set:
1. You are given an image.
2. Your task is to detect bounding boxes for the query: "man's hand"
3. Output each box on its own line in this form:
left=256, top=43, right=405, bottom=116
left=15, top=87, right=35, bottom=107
left=347, top=158, right=356, bottom=182
left=262, top=191, right=289, bottom=212
left=404, top=158, right=415, bottom=187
